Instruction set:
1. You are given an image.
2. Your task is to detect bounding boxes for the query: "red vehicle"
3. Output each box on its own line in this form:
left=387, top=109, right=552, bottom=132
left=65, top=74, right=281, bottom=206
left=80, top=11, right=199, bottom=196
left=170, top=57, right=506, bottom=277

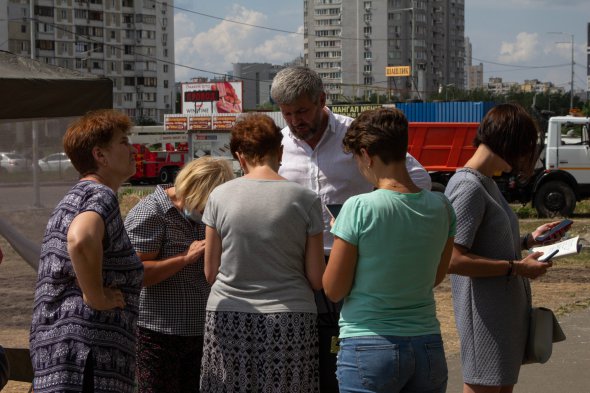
left=407, top=122, right=479, bottom=191
left=129, top=143, right=189, bottom=184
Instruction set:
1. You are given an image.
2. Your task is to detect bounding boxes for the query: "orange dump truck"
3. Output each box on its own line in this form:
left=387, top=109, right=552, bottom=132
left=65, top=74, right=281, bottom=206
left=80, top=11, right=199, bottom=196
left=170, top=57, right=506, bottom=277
left=408, top=122, right=479, bottom=191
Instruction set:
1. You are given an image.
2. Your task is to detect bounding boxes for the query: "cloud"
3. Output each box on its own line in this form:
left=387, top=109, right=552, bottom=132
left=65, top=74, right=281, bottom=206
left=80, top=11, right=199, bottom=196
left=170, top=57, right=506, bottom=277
left=174, top=5, right=302, bottom=82
left=498, top=32, right=539, bottom=63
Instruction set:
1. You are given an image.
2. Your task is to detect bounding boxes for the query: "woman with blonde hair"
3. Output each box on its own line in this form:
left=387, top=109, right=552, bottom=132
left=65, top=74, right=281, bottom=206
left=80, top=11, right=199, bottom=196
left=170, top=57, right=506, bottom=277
left=124, top=156, right=233, bottom=393
left=201, top=113, right=325, bottom=392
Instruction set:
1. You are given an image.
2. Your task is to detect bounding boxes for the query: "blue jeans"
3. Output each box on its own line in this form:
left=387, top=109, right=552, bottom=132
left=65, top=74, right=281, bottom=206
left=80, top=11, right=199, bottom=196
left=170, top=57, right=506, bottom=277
left=336, top=334, right=448, bottom=393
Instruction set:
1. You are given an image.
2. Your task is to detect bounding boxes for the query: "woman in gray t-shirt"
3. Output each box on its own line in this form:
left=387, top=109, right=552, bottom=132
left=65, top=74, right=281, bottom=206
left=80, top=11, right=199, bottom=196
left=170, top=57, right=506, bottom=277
left=445, top=104, right=567, bottom=393
left=201, top=114, right=325, bottom=393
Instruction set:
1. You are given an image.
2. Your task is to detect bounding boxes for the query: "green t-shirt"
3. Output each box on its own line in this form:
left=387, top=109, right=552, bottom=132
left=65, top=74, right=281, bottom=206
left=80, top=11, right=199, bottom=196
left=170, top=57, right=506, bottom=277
left=331, top=189, right=456, bottom=338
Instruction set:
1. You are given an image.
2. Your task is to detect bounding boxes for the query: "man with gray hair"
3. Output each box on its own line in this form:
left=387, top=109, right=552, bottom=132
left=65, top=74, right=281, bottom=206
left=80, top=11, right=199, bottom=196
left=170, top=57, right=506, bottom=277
left=271, top=66, right=431, bottom=392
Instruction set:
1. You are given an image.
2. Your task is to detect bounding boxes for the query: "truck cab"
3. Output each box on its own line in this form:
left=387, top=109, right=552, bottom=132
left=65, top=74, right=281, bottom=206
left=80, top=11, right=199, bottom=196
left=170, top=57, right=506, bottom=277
left=533, top=116, right=590, bottom=216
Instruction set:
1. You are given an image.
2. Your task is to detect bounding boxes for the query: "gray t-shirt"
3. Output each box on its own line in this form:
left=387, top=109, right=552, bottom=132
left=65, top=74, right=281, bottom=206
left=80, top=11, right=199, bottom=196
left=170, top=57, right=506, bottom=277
left=202, top=177, right=324, bottom=314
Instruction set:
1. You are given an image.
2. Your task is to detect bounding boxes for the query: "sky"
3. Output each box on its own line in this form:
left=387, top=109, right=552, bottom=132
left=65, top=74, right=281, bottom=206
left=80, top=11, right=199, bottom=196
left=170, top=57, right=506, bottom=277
left=173, top=0, right=590, bottom=92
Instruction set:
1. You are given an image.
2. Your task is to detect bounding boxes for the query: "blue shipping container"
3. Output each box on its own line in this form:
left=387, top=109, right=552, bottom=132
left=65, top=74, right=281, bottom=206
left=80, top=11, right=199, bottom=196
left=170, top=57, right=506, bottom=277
left=394, top=101, right=495, bottom=122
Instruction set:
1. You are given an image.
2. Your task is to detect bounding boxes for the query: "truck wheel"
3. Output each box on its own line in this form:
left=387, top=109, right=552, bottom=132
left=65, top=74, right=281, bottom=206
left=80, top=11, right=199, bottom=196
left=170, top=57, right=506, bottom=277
left=534, top=181, right=576, bottom=217
left=159, top=169, right=171, bottom=184
left=171, top=168, right=180, bottom=182
left=431, top=182, right=446, bottom=193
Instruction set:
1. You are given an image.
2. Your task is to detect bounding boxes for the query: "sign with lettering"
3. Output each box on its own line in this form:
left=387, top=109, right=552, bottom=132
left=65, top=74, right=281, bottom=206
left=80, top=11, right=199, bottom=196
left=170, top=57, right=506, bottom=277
left=385, top=66, right=411, bottom=77
left=329, top=104, right=383, bottom=118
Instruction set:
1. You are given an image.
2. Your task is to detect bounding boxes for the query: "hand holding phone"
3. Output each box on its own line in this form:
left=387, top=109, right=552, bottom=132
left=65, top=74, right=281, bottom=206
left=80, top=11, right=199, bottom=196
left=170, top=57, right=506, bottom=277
left=326, top=204, right=343, bottom=219
left=539, top=249, right=559, bottom=262
left=534, top=219, right=573, bottom=243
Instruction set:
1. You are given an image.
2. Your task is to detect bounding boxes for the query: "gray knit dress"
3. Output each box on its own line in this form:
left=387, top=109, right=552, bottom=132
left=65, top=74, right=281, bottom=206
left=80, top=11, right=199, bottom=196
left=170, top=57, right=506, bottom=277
left=445, top=168, right=530, bottom=386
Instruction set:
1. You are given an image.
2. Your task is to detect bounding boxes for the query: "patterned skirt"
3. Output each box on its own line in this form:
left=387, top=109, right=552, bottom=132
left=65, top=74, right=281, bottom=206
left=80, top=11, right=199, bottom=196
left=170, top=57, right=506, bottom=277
left=200, top=311, right=319, bottom=393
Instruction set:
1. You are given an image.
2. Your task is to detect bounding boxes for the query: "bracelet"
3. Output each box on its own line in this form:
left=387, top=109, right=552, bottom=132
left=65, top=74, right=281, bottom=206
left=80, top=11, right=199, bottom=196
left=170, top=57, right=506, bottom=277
left=507, top=260, right=514, bottom=276
left=521, top=233, right=531, bottom=250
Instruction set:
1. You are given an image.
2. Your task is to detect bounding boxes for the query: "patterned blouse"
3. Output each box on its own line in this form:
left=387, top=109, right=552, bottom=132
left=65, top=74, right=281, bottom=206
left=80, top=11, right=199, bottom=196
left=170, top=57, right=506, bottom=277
left=124, top=185, right=209, bottom=336
left=30, top=181, right=144, bottom=393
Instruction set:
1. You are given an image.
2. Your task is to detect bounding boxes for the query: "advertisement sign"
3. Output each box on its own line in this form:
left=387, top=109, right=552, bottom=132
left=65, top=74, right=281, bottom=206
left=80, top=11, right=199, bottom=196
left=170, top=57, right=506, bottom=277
left=385, top=66, right=411, bottom=77
left=213, top=115, right=238, bottom=130
left=192, top=132, right=232, bottom=158
left=182, top=81, right=243, bottom=115
left=329, top=104, right=383, bottom=118
left=165, top=116, right=188, bottom=131
left=189, top=117, right=212, bottom=130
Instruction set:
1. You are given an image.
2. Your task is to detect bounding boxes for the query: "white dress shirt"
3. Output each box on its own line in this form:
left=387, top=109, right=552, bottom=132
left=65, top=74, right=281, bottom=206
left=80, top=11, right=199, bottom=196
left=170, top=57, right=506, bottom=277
left=279, top=108, right=431, bottom=253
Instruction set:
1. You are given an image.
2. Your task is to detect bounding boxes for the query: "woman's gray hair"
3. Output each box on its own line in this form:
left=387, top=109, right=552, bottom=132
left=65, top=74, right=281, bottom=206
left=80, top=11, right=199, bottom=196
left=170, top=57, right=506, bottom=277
left=270, top=66, right=324, bottom=105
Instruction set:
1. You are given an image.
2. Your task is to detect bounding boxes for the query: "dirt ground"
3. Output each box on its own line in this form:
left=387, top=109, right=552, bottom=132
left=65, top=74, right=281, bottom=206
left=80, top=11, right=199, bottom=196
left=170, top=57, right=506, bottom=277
left=1, top=206, right=589, bottom=392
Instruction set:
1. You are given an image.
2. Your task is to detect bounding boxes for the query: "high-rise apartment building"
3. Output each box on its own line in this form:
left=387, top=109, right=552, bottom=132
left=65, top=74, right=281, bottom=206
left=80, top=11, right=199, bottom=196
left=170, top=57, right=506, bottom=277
left=0, top=0, right=175, bottom=122
left=587, top=22, right=589, bottom=100
left=232, top=63, right=286, bottom=110
left=232, top=57, right=304, bottom=110
left=303, top=0, right=465, bottom=102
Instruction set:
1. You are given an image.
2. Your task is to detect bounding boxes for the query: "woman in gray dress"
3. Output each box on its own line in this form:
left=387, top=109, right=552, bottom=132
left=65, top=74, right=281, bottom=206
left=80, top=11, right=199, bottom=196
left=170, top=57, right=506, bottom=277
left=445, top=103, right=567, bottom=393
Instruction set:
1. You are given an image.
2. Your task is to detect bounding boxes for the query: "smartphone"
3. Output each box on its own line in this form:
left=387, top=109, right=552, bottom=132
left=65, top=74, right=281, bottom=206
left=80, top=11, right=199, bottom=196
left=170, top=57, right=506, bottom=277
left=539, top=249, right=559, bottom=262
left=534, top=219, right=573, bottom=243
left=326, top=204, right=343, bottom=219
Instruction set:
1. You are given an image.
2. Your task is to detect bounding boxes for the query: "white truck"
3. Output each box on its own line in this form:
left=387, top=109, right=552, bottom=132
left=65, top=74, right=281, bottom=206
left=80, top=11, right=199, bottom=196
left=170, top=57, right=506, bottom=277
left=530, top=115, right=590, bottom=217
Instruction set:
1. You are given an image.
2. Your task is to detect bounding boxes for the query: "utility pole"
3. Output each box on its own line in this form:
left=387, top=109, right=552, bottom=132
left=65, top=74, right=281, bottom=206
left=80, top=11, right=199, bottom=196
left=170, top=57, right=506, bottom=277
left=569, top=34, right=574, bottom=111
left=548, top=32, right=575, bottom=111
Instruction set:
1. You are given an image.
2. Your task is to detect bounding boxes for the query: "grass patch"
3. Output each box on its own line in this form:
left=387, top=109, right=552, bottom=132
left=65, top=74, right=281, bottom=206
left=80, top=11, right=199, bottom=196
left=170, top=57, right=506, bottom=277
left=118, top=186, right=152, bottom=217
left=510, top=199, right=590, bottom=219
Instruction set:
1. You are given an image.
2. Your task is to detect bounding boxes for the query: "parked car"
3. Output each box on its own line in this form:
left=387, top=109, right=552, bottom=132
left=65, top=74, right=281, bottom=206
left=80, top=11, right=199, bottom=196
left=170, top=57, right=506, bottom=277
left=38, top=152, right=73, bottom=173
left=0, top=152, right=28, bottom=173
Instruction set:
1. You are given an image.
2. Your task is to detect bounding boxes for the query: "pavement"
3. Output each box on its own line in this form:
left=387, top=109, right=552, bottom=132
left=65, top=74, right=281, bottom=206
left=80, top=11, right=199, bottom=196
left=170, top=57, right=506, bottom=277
left=445, top=307, right=590, bottom=392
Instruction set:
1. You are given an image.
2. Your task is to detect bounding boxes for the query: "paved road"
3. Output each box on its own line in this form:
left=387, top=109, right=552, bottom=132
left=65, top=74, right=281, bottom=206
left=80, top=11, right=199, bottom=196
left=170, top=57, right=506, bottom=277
left=0, top=182, right=154, bottom=211
left=446, top=307, right=590, bottom=392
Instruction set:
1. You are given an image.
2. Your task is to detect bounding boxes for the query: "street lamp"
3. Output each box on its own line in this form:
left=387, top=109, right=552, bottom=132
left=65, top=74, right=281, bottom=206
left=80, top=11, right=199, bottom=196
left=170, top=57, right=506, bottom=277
left=438, top=83, right=455, bottom=101
left=548, top=32, right=574, bottom=111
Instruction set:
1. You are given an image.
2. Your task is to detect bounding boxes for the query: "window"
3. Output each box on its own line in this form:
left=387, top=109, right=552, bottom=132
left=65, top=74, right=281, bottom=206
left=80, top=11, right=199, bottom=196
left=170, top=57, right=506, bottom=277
left=35, top=6, right=54, bottom=17
left=123, top=61, right=134, bottom=70
left=124, top=93, right=133, bottom=101
left=124, top=77, right=135, bottom=86
left=36, top=40, right=54, bottom=50
left=163, top=80, right=168, bottom=88
left=363, top=26, right=372, bottom=35
left=163, top=64, right=168, bottom=73
left=74, top=9, right=87, bottom=18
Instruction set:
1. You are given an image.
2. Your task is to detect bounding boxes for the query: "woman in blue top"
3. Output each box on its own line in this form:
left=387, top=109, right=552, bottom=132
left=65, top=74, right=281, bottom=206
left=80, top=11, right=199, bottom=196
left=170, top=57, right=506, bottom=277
left=30, top=110, right=144, bottom=393
left=323, top=108, right=455, bottom=393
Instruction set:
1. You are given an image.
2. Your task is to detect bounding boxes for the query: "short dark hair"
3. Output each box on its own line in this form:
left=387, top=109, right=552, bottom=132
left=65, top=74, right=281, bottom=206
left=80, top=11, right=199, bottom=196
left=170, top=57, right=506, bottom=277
left=343, top=108, right=408, bottom=164
left=230, top=113, right=283, bottom=165
left=474, top=103, right=539, bottom=175
left=63, top=109, right=133, bottom=176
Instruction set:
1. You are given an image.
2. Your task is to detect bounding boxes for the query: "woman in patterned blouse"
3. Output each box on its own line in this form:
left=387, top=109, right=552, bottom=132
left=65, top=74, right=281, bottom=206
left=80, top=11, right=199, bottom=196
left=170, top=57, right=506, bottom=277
left=124, top=157, right=234, bottom=393
left=30, top=110, right=144, bottom=393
